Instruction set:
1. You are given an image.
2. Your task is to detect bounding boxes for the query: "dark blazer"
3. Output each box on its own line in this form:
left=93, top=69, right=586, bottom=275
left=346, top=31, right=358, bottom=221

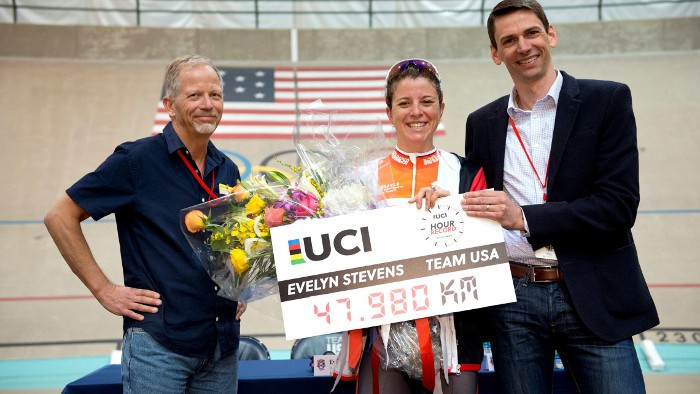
left=464, top=71, right=658, bottom=342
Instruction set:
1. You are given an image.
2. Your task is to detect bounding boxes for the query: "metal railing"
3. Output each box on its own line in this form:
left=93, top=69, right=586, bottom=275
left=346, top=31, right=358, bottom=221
left=1, top=0, right=698, bottom=29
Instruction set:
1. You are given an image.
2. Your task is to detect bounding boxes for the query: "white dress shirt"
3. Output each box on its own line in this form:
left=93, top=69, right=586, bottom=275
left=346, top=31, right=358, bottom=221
left=502, top=70, right=563, bottom=266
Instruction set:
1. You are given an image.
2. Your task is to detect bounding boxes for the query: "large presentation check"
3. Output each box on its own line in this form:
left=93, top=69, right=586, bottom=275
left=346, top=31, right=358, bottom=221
left=270, top=195, right=516, bottom=340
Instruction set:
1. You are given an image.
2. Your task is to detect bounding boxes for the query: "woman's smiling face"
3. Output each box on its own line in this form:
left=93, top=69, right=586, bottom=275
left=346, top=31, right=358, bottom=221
left=386, top=76, right=444, bottom=153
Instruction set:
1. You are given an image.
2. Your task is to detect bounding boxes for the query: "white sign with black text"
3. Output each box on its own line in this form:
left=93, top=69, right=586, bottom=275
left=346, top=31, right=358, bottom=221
left=271, top=195, right=516, bottom=340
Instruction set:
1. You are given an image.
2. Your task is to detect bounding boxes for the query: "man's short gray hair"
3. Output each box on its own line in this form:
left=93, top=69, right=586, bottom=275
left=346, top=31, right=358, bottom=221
left=163, top=54, right=223, bottom=100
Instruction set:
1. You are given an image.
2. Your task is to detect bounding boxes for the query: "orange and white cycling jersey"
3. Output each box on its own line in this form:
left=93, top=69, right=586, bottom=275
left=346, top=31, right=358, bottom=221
left=368, top=147, right=462, bottom=206
left=377, top=149, right=439, bottom=199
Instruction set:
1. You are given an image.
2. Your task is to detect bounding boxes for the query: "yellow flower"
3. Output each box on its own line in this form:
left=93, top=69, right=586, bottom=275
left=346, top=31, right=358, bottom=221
left=245, top=194, right=266, bottom=215
left=229, top=248, right=250, bottom=275
left=236, top=220, right=253, bottom=242
left=257, top=224, right=270, bottom=238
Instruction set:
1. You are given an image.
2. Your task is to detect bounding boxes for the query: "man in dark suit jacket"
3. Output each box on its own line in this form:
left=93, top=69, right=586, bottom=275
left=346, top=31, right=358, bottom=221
left=460, top=1, right=659, bottom=393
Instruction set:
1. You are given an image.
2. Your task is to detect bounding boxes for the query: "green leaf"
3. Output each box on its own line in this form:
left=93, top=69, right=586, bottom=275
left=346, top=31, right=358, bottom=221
left=267, top=170, right=291, bottom=185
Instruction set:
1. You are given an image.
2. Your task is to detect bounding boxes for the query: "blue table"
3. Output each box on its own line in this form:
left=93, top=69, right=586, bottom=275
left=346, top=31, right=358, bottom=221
left=63, top=359, right=577, bottom=393
left=62, top=359, right=356, bottom=394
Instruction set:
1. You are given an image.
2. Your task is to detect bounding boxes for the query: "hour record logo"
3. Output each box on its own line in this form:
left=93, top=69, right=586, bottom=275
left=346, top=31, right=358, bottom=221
left=288, top=239, right=305, bottom=265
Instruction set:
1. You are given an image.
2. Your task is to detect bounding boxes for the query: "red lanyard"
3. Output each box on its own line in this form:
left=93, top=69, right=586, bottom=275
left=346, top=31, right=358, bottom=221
left=177, top=149, right=218, bottom=200
left=509, top=117, right=549, bottom=202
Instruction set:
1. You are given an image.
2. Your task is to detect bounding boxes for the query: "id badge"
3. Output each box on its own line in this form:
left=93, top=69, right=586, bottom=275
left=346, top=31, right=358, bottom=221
left=535, top=245, right=557, bottom=260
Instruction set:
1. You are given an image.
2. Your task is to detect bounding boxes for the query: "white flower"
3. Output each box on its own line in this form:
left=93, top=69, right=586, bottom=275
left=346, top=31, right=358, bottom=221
left=244, top=237, right=269, bottom=255
left=297, top=173, right=322, bottom=199
left=253, top=215, right=264, bottom=237
left=322, top=183, right=373, bottom=216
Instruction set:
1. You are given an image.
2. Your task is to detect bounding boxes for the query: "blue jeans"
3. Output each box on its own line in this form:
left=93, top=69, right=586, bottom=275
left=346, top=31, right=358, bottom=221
left=487, top=278, right=645, bottom=394
left=122, top=327, right=238, bottom=393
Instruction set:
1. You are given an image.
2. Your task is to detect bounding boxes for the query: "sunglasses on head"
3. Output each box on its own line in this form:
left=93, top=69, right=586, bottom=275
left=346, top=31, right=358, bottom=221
left=385, top=58, right=442, bottom=86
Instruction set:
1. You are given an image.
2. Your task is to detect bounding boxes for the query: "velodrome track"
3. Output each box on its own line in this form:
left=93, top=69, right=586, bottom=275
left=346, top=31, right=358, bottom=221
left=1, top=50, right=699, bottom=391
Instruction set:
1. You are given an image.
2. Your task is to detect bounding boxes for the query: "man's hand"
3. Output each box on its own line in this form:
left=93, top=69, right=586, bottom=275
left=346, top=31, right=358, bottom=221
left=461, top=190, right=525, bottom=231
left=95, top=282, right=161, bottom=321
left=45, top=193, right=162, bottom=321
left=236, top=302, right=247, bottom=321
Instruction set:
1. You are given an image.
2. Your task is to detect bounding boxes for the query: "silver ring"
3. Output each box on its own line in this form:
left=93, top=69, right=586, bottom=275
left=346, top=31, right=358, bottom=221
left=431, top=185, right=437, bottom=191
left=486, top=204, right=490, bottom=211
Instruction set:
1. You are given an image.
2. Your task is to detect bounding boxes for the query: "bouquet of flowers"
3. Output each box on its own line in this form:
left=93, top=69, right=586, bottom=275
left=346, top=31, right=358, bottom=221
left=181, top=100, right=391, bottom=304
left=181, top=170, right=323, bottom=303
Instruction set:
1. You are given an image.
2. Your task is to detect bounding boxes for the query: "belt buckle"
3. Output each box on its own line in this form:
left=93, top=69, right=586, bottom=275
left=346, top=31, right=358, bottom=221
left=530, top=265, right=555, bottom=282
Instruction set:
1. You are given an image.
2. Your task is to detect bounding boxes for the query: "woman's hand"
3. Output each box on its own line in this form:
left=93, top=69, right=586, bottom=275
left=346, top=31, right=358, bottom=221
left=409, top=186, right=450, bottom=211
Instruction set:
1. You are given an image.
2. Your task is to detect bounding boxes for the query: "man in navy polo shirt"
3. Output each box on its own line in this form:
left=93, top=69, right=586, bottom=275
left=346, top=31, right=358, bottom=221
left=44, top=54, right=246, bottom=392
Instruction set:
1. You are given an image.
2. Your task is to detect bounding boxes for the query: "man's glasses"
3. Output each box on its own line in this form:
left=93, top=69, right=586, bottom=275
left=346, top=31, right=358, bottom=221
left=385, top=58, right=442, bottom=86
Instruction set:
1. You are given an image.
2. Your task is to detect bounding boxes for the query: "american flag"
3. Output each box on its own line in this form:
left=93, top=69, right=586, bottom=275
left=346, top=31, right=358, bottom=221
left=153, top=66, right=446, bottom=139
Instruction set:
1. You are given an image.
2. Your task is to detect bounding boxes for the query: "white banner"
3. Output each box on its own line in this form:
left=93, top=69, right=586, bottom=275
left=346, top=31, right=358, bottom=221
left=271, top=195, right=516, bottom=340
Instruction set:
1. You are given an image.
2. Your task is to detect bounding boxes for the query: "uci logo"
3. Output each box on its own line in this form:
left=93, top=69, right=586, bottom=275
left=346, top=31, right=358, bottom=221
left=288, top=226, right=372, bottom=264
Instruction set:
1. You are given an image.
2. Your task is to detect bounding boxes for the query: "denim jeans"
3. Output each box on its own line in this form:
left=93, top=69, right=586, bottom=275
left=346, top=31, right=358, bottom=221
left=486, top=278, right=645, bottom=394
left=122, top=327, right=238, bottom=393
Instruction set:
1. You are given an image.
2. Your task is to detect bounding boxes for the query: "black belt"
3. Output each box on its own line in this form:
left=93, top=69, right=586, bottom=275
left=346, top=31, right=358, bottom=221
left=509, top=262, right=563, bottom=282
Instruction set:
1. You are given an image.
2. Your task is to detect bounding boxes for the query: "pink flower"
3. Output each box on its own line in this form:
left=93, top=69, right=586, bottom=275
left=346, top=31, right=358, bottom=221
left=295, top=193, right=319, bottom=217
left=265, top=207, right=285, bottom=228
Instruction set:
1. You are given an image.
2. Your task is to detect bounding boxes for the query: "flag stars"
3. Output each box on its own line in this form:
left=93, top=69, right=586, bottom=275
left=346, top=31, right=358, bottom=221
left=221, top=67, right=275, bottom=102
left=232, top=73, right=267, bottom=96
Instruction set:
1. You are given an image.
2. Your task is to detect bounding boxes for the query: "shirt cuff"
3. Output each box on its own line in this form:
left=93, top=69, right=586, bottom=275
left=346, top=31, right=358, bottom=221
left=519, top=207, right=530, bottom=237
